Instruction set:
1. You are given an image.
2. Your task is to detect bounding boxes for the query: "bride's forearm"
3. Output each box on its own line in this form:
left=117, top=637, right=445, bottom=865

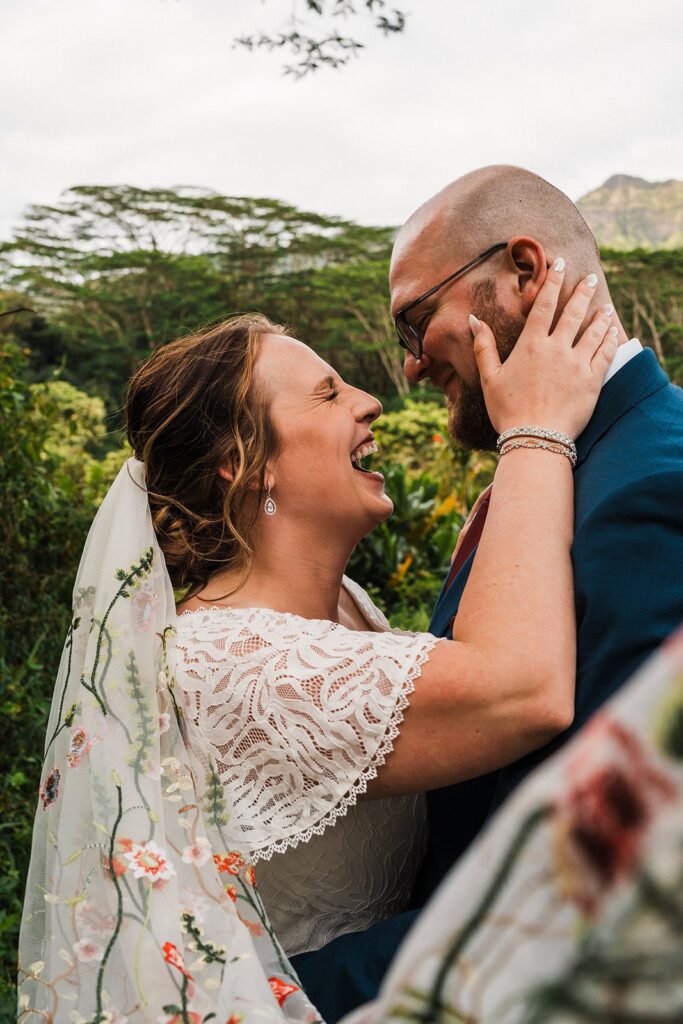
left=453, top=446, right=575, bottom=718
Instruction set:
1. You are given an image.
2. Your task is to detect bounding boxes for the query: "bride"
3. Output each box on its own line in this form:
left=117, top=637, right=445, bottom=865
left=18, top=261, right=616, bottom=1022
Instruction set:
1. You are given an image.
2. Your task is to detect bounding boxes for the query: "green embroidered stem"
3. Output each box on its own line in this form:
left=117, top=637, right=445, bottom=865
left=423, top=805, right=554, bottom=1024
left=182, top=913, right=226, bottom=965
left=88, top=547, right=154, bottom=714
left=133, top=885, right=152, bottom=1006
left=125, top=649, right=155, bottom=838
left=203, top=763, right=293, bottom=979
left=90, top=779, right=125, bottom=1024
left=45, top=618, right=79, bottom=756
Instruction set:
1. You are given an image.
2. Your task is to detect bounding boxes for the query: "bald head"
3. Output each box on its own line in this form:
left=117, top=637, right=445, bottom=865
left=392, top=164, right=599, bottom=285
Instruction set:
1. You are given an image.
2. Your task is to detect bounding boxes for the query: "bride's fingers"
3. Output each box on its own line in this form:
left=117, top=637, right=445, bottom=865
left=590, top=324, right=619, bottom=376
left=573, top=305, right=615, bottom=359
left=551, top=273, right=599, bottom=345
left=470, top=315, right=501, bottom=384
left=523, top=257, right=566, bottom=336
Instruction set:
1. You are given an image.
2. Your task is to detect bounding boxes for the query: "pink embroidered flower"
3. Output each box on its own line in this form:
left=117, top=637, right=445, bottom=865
left=162, top=941, right=193, bottom=980
left=213, top=851, right=245, bottom=875
left=554, top=713, right=677, bottom=914
left=268, top=977, right=299, bottom=1006
left=182, top=836, right=211, bottom=866
left=76, top=899, right=115, bottom=935
left=124, top=840, right=176, bottom=881
left=158, top=712, right=171, bottom=735
left=73, top=938, right=104, bottom=962
left=40, top=767, right=60, bottom=809
left=132, top=587, right=158, bottom=630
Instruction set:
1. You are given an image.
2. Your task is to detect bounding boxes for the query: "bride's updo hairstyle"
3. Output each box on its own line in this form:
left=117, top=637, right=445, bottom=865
left=125, top=313, right=287, bottom=596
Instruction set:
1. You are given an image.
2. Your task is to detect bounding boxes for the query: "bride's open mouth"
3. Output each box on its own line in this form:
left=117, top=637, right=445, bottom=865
left=350, top=440, right=384, bottom=480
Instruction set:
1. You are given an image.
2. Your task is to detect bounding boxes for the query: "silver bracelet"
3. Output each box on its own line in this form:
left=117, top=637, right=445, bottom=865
left=499, top=437, right=577, bottom=467
left=497, top=425, right=577, bottom=458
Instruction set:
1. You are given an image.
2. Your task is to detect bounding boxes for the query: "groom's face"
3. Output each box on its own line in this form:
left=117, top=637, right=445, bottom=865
left=390, top=242, right=525, bottom=452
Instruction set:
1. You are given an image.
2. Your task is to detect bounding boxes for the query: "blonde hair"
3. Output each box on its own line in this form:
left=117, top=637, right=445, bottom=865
left=125, top=313, right=287, bottom=595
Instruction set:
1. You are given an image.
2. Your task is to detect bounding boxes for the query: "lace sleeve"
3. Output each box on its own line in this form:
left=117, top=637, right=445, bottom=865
left=176, top=608, right=439, bottom=861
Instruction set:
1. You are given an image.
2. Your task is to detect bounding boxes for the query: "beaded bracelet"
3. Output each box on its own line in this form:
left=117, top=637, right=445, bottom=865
left=497, top=425, right=577, bottom=461
left=498, top=437, right=577, bottom=467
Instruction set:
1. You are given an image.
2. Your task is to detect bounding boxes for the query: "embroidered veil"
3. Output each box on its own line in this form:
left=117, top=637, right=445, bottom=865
left=18, top=458, right=318, bottom=1024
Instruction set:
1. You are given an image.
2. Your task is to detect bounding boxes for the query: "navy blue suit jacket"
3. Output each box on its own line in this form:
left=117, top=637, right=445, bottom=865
left=292, top=350, right=683, bottom=1020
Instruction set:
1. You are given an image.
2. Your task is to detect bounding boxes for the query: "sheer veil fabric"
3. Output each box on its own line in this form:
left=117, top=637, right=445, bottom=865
left=18, top=459, right=319, bottom=1024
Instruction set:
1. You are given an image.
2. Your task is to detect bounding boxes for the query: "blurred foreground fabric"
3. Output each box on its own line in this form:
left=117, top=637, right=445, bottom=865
left=349, top=625, right=683, bottom=1024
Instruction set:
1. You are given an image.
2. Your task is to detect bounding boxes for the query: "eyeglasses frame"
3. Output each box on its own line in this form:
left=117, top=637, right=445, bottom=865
left=394, top=241, right=509, bottom=361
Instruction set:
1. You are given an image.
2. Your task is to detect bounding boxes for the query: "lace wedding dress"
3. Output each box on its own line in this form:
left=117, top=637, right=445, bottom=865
left=176, top=577, right=438, bottom=955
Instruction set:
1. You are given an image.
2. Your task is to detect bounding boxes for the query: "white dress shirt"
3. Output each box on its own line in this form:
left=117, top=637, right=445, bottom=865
left=603, top=337, right=643, bottom=387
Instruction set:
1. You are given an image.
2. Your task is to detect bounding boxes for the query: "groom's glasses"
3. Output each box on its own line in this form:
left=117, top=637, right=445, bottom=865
left=394, top=241, right=508, bottom=361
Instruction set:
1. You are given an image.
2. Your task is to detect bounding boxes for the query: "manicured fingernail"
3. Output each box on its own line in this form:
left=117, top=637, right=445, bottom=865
left=468, top=314, right=480, bottom=333
left=609, top=326, right=618, bottom=336
left=585, top=273, right=598, bottom=288
left=603, top=303, right=614, bottom=316
left=553, top=256, right=565, bottom=272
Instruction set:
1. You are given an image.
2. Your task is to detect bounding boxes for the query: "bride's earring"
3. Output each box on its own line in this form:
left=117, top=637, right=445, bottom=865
left=264, top=483, right=277, bottom=516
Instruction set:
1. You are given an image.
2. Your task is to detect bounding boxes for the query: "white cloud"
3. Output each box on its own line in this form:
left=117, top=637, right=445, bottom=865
left=1, top=0, right=681, bottom=239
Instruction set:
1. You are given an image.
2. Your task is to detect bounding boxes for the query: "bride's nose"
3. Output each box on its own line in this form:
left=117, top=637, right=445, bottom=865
left=356, top=390, right=383, bottom=424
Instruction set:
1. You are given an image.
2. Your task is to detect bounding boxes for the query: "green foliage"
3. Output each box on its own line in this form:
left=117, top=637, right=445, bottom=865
left=0, top=342, right=96, bottom=1011
left=348, top=459, right=494, bottom=630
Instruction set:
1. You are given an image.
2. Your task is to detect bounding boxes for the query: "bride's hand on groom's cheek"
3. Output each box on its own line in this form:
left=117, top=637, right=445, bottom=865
left=471, top=260, right=619, bottom=440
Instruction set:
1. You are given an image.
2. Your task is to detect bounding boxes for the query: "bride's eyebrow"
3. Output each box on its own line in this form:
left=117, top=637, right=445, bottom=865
left=312, top=374, right=339, bottom=393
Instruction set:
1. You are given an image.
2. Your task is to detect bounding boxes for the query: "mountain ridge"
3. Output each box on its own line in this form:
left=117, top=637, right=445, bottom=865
left=577, top=175, right=683, bottom=250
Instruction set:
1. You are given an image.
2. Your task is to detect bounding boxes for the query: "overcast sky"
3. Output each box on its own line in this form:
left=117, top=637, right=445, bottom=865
left=1, top=0, right=682, bottom=241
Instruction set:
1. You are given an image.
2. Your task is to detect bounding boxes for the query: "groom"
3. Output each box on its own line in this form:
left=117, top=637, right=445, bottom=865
left=292, top=166, right=683, bottom=1018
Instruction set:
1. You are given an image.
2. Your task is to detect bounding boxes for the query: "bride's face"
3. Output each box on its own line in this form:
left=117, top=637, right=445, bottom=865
left=255, top=333, right=394, bottom=539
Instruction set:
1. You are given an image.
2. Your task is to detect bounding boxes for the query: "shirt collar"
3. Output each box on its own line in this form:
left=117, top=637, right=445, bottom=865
left=602, top=338, right=643, bottom=387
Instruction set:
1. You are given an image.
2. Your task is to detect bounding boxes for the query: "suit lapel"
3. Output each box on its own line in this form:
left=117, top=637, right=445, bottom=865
left=429, top=350, right=670, bottom=637
left=576, top=349, right=669, bottom=467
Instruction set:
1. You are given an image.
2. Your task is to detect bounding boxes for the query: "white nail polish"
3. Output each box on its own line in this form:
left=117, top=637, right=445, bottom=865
left=468, top=314, right=480, bottom=333
left=553, top=257, right=565, bottom=272
left=609, top=326, right=618, bottom=336
left=603, top=303, right=614, bottom=316
left=586, top=273, right=598, bottom=288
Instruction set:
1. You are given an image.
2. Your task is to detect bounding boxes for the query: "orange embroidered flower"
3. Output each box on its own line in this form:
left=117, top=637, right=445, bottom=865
left=124, top=840, right=176, bottom=881
left=213, top=851, right=245, bottom=875
left=225, top=1015, right=243, bottom=1024
left=268, top=977, right=299, bottom=1006
left=162, top=940, right=193, bottom=980
left=101, top=852, right=127, bottom=879
left=245, top=865, right=257, bottom=887
left=225, top=885, right=238, bottom=902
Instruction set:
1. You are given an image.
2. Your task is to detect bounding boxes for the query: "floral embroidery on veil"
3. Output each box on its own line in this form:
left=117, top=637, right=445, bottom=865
left=18, top=460, right=318, bottom=1024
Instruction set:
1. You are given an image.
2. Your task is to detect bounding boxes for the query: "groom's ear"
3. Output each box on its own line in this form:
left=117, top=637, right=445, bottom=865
left=506, top=237, right=548, bottom=315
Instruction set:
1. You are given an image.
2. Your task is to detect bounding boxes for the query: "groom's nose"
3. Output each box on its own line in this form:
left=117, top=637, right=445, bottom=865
left=404, top=350, right=432, bottom=385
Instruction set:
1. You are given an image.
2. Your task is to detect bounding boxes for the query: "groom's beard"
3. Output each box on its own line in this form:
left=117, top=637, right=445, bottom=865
left=447, top=280, right=525, bottom=452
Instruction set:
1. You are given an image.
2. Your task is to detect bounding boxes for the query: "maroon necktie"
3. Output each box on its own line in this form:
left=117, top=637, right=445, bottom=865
left=446, top=490, right=492, bottom=588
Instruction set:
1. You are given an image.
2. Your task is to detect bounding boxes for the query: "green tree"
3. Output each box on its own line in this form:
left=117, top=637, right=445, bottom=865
left=0, top=186, right=398, bottom=414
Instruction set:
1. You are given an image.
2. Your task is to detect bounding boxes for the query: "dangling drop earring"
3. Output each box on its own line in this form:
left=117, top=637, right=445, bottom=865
left=264, top=482, right=277, bottom=516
